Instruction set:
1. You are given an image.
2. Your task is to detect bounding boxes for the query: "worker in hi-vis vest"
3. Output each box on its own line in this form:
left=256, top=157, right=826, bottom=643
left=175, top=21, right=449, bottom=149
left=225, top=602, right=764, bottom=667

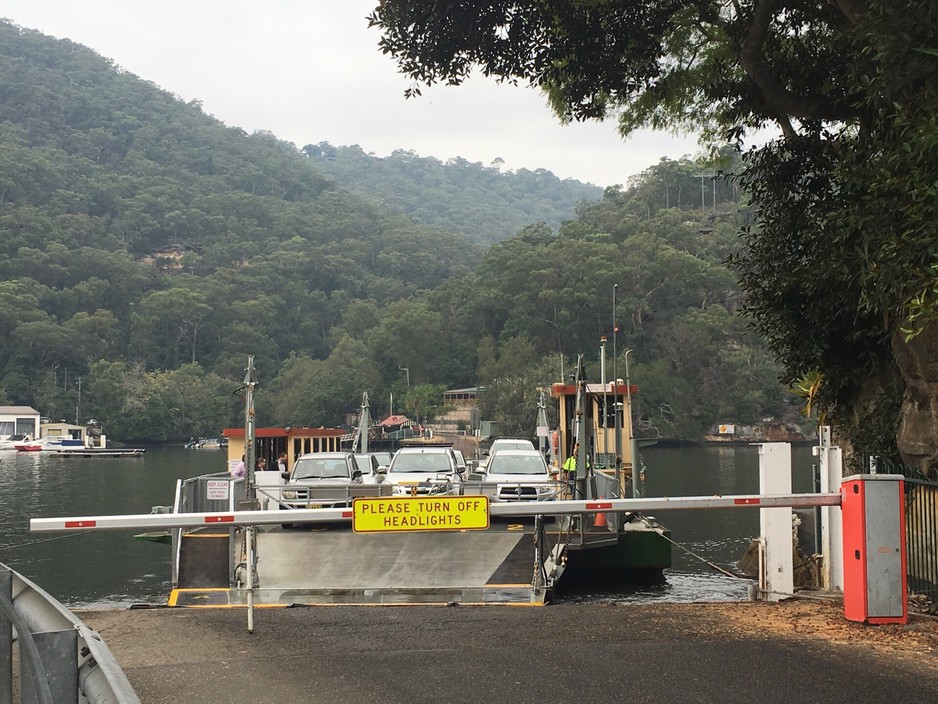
left=562, top=442, right=588, bottom=498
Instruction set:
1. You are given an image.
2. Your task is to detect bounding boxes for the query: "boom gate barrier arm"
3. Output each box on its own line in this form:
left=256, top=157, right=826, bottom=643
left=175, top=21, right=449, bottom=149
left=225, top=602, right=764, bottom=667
left=30, top=493, right=844, bottom=533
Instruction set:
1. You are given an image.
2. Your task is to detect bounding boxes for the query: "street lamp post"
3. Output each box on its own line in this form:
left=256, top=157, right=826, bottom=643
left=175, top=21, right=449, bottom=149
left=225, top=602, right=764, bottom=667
left=399, top=367, right=410, bottom=387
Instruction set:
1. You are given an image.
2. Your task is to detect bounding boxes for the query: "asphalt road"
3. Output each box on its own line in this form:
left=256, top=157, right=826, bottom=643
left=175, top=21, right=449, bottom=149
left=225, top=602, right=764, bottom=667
left=79, top=601, right=938, bottom=704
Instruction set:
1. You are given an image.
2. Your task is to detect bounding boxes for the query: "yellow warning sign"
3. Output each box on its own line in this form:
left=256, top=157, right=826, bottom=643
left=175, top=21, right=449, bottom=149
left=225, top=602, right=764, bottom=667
left=352, top=496, right=490, bottom=533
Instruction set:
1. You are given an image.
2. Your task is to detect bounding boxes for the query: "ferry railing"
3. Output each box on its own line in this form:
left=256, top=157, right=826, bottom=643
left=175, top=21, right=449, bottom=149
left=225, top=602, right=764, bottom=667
left=272, top=483, right=395, bottom=510
left=562, top=471, right=622, bottom=548
left=173, top=474, right=246, bottom=588
left=0, top=563, right=140, bottom=704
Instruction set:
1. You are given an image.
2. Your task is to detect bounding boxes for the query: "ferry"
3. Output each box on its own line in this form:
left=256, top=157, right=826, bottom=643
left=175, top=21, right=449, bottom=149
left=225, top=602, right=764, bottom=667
left=156, top=355, right=670, bottom=607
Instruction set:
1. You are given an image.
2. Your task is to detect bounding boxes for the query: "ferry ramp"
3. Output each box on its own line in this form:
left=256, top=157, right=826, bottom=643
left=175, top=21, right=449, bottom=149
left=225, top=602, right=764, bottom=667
left=170, top=520, right=548, bottom=607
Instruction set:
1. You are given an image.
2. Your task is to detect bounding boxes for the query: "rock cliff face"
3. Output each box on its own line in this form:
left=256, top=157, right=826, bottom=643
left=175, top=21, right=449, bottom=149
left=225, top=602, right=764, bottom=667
left=704, top=422, right=812, bottom=444
left=894, top=323, right=938, bottom=479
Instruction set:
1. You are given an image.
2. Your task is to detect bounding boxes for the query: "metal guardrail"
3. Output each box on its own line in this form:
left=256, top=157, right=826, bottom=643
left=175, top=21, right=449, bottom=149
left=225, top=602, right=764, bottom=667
left=905, top=479, right=938, bottom=604
left=0, top=563, right=140, bottom=704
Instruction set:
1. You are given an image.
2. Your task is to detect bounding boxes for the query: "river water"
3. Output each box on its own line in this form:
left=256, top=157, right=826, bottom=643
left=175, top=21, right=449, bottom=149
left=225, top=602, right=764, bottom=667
left=0, top=443, right=818, bottom=607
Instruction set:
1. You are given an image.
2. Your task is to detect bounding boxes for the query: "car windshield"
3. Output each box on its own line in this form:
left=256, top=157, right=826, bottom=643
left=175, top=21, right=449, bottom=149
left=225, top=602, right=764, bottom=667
left=491, top=440, right=534, bottom=452
left=292, top=458, right=349, bottom=480
left=390, top=453, right=451, bottom=473
left=488, top=455, right=548, bottom=475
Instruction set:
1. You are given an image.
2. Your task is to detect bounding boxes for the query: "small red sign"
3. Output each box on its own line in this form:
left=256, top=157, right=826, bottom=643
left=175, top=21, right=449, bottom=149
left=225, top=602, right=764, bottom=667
left=65, top=520, right=96, bottom=528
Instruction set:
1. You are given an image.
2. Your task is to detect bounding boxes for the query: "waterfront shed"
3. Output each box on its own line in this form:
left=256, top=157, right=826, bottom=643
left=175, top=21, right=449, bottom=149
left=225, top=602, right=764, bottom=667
left=0, top=406, right=41, bottom=439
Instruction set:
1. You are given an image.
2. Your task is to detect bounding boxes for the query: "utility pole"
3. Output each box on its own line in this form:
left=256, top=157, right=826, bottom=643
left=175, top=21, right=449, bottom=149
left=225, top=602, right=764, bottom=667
left=75, top=376, right=84, bottom=425
left=695, top=171, right=717, bottom=211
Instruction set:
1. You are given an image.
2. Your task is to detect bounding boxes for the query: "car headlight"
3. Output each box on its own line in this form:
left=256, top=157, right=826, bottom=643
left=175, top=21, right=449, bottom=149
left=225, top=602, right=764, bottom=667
left=283, top=490, right=297, bottom=500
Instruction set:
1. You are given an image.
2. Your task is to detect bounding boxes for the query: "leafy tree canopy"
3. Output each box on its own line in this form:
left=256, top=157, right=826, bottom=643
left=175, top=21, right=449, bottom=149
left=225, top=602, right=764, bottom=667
left=370, top=0, right=938, bottom=469
left=0, top=18, right=797, bottom=445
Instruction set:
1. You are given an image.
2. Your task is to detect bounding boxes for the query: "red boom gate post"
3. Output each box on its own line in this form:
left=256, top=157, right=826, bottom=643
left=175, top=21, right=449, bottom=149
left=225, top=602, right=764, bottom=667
left=841, top=474, right=907, bottom=625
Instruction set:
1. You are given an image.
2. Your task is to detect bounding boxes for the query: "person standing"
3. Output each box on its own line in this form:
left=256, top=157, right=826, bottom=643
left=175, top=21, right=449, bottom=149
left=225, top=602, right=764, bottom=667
left=231, top=455, right=246, bottom=479
left=277, top=452, right=288, bottom=473
left=256, top=456, right=268, bottom=472
left=562, top=443, right=581, bottom=498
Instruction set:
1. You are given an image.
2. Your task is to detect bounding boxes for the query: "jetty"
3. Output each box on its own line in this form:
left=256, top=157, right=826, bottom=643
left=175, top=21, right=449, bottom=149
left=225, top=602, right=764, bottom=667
left=54, top=447, right=146, bottom=458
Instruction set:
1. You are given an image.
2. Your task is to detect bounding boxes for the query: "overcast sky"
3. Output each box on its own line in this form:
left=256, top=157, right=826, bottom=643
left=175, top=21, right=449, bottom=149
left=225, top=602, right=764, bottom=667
left=4, top=1, right=703, bottom=188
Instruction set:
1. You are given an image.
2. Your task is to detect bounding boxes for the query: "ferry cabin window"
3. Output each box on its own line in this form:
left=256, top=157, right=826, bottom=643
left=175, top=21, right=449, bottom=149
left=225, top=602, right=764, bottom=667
left=597, top=400, right=617, bottom=428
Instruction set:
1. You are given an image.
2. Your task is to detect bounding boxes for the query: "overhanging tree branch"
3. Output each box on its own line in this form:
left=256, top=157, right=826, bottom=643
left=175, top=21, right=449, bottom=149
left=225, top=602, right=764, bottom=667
left=738, top=0, right=858, bottom=123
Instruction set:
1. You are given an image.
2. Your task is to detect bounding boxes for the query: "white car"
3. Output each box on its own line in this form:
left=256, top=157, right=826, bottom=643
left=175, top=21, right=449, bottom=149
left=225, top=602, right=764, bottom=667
left=354, top=453, right=384, bottom=484
left=383, top=446, right=464, bottom=496
left=479, top=437, right=536, bottom=471
left=482, top=449, right=558, bottom=502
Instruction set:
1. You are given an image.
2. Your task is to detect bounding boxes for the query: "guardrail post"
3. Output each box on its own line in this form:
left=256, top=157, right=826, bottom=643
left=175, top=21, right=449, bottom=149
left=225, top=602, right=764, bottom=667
left=21, top=630, right=77, bottom=704
left=0, top=567, right=11, bottom=704
left=758, top=442, right=794, bottom=602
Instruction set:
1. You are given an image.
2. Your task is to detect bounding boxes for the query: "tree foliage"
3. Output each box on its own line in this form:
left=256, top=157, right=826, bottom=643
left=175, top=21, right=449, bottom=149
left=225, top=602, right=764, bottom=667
left=370, top=0, right=938, bottom=467
left=0, top=19, right=798, bottom=444
left=305, top=144, right=601, bottom=244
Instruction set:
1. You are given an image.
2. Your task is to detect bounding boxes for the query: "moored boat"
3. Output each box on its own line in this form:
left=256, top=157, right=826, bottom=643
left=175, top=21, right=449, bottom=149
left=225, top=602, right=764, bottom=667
left=0, top=433, right=31, bottom=451
left=14, top=442, right=42, bottom=452
left=14, top=437, right=84, bottom=452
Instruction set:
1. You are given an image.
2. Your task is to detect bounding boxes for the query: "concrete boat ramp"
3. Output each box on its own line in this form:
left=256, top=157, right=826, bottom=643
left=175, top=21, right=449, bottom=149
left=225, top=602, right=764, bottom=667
left=171, top=521, right=553, bottom=607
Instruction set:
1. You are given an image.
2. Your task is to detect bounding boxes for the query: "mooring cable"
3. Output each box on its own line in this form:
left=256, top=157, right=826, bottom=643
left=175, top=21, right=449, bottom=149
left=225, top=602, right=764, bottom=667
left=638, top=516, right=743, bottom=579
left=3, top=531, right=93, bottom=550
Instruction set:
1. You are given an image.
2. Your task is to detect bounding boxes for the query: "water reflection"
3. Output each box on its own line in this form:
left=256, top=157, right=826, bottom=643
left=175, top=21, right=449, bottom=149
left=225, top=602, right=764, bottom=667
left=557, top=443, right=816, bottom=605
left=558, top=570, right=752, bottom=604
left=0, top=446, right=221, bottom=607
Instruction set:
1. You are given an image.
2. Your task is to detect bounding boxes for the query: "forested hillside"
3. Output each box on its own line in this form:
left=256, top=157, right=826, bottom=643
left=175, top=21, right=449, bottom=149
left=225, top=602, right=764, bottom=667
left=0, top=21, right=797, bottom=443
left=304, top=143, right=602, bottom=244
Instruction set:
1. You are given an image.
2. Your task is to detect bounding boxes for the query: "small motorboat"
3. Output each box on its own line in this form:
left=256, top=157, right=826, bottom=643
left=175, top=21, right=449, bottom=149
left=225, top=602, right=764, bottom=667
left=0, top=434, right=31, bottom=451
left=14, top=442, right=43, bottom=452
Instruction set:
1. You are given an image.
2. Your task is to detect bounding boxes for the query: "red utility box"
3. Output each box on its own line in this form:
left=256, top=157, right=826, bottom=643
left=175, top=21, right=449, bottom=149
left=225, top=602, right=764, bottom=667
left=841, top=474, right=907, bottom=624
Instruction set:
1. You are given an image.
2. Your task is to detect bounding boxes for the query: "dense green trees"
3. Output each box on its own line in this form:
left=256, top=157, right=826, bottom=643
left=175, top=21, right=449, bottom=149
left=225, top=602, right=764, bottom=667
left=307, top=144, right=602, bottom=243
left=370, top=0, right=938, bottom=468
left=0, top=19, right=795, bottom=443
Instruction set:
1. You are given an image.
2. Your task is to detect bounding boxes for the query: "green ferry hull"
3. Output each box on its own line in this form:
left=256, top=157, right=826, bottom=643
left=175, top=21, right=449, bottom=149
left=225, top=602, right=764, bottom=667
left=565, top=526, right=672, bottom=573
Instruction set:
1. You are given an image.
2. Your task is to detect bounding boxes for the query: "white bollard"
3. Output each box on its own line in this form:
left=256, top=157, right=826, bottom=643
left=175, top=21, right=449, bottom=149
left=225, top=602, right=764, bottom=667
left=815, top=426, right=844, bottom=591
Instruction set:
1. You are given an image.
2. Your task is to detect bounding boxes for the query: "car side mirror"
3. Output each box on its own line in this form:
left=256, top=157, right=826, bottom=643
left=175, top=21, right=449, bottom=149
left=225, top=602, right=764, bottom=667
left=376, top=466, right=388, bottom=475
left=456, top=466, right=466, bottom=475
left=352, top=470, right=363, bottom=479
left=281, top=471, right=290, bottom=481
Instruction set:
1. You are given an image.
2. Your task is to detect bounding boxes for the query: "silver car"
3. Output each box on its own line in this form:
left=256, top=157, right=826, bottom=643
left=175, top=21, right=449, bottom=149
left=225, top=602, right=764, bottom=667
left=280, top=452, right=363, bottom=511
left=482, top=449, right=558, bottom=502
